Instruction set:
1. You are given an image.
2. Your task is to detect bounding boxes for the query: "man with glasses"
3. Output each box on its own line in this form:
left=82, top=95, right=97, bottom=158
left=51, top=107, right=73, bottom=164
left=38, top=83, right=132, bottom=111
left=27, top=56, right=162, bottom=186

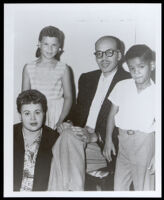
left=48, top=36, right=131, bottom=191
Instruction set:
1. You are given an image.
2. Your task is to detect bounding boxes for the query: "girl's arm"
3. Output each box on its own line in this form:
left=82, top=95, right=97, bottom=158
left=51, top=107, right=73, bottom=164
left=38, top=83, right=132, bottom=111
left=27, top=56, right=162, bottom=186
left=56, top=66, right=73, bottom=128
left=21, top=64, right=31, bottom=91
left=103, top=102, right=119, bottom=162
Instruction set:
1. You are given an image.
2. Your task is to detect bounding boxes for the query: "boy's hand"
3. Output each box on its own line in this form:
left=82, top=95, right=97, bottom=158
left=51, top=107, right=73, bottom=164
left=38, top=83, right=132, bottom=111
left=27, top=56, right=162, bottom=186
left=103, top=140, right=116, bottom=162
left=148, top=156, right=155, bottom=175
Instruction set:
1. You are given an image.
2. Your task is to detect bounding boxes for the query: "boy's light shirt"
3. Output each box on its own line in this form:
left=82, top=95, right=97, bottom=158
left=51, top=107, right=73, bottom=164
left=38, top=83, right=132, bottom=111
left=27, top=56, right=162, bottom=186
left=86, top=68, right=117, bottom=130
left=108, top=79, right=155, bottom=133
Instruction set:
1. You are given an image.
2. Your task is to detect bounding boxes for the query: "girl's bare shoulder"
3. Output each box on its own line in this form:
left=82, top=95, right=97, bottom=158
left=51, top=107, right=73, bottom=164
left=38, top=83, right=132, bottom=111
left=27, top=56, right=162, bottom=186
left=24, top=60, right=38, bottom=69
left=23, top=60, right=38, bottom=74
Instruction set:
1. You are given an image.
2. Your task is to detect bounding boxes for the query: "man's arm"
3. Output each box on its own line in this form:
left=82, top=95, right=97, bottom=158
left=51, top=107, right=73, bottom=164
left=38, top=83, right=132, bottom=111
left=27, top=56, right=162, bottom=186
left=56, top=67, right=73, bottom=128
left=103, top=103, right=119, bottom=162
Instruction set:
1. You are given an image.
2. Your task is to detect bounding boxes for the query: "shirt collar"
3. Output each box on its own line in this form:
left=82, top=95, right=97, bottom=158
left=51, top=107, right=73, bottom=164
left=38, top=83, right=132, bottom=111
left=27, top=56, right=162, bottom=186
left=132, top=78, right=155, bottom=93
left=100, top=67, right=118, bottom=81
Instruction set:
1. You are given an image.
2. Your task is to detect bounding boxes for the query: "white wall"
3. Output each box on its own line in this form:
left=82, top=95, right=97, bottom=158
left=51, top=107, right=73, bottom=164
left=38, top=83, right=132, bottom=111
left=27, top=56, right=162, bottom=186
left=5, top=3, right=160, bottom=123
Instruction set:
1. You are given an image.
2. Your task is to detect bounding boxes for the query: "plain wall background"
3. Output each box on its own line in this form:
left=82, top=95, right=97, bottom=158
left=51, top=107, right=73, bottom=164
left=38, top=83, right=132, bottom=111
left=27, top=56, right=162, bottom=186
left=9, top=3, right=158, bottom=123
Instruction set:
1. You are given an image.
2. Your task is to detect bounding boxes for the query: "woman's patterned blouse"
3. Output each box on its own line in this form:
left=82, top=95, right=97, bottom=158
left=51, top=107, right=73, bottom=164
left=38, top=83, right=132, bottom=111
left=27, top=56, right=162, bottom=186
left=20, top=130, right=42, bottom=191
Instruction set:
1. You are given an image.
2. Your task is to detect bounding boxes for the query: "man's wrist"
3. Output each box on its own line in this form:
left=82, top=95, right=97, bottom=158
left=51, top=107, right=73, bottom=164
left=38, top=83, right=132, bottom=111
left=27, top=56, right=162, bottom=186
left=86, top=132, right=98, bottom=143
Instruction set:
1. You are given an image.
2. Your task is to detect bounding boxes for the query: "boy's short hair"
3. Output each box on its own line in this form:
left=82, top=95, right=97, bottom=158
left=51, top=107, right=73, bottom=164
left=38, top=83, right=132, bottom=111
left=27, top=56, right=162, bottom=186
left=125, top=44, right=155, bottom=62
left=16, top=90, right=47, bottom=114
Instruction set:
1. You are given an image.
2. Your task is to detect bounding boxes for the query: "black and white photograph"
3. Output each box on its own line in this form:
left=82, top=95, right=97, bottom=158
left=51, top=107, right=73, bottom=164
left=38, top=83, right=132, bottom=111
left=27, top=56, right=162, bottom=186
left=4, top=3, right=161, bottom=198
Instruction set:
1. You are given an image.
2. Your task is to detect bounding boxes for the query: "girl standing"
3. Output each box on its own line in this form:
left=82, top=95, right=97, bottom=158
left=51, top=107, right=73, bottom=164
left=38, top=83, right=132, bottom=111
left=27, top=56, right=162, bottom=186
left=22, top=26, right=73, bottom=130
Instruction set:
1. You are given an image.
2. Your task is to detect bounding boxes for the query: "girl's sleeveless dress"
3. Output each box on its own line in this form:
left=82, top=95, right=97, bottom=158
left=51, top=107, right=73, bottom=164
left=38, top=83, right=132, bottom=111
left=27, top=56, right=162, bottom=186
left=27, top=61, right=67, bottom=130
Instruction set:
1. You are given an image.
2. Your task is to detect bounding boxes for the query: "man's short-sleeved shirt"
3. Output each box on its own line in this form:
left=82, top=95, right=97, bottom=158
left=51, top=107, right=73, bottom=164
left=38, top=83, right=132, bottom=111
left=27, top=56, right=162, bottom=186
left=108, top=79, right=155, bottom=133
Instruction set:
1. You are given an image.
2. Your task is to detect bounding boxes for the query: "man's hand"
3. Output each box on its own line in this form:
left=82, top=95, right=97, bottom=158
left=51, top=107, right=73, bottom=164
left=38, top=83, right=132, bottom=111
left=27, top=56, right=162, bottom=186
left=57, top=124, right=97, bottom=143
left=57, top=122, right=73, bottom=135
left=71, top=126, right=90, bottom=142
left=85, top=126, right=98, bottom=143
left=103, top=140, right=116, bottom=162
left=71, top=126, right=97, bottom=143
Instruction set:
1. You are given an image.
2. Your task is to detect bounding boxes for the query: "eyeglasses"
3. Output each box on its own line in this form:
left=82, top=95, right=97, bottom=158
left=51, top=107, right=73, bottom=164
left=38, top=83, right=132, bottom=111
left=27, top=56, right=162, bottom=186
left=94, top=49, right=118, bottom=58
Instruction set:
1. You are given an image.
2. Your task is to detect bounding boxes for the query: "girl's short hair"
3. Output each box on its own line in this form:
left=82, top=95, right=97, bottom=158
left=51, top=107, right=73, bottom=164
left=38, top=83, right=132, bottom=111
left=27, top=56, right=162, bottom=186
left=36, top=25, right=64, bottom=57
left=16, top=90, right=47, bottom=113
left=125, top=44, right=155, bottom=62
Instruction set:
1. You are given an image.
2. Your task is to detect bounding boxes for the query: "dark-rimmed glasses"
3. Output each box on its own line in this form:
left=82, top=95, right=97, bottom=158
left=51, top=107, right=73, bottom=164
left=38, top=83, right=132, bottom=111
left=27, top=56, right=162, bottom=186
left=94, top=49, right=118, bottom=58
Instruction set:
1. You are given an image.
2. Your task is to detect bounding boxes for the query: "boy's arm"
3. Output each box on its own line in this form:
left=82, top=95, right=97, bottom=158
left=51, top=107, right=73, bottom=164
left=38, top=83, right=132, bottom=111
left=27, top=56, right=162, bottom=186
left=56, top=66, right=73, bottom=128
left=22, top=64, right=31, bottom=91
left=148, top=132, right=155, bottom=175
left=148, top=156, right=155, bottom=175
left=103, top=102, right=119, bottom=162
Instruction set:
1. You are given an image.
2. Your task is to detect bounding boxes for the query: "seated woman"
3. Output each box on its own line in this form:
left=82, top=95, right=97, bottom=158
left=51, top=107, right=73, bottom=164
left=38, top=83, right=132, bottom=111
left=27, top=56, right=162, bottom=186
left=14, top=89, right=59, bottom=191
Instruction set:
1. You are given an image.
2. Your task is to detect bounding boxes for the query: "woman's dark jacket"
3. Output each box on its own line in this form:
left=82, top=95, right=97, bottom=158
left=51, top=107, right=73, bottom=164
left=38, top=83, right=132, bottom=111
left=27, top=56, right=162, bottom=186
left=13, top=123, right=59, bottom=191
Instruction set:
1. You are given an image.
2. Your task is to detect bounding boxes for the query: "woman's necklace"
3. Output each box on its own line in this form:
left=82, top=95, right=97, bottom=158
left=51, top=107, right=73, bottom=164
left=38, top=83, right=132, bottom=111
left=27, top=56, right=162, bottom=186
left=22, top=128, right=42, bottom=147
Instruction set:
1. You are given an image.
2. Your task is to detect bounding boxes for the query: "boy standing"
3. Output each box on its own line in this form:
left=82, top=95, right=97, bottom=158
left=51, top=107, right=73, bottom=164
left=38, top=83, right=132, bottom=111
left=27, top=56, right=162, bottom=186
left=103, top=44, right=155, bottom=190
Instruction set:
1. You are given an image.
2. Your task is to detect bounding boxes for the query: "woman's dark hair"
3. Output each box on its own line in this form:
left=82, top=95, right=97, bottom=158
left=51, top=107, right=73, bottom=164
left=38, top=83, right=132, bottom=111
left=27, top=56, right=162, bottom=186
left=35, top=25, right=65, bottom=58
left=125, top=44, right=155, bottom=62
left=16, top=89, right=47, bottom=113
